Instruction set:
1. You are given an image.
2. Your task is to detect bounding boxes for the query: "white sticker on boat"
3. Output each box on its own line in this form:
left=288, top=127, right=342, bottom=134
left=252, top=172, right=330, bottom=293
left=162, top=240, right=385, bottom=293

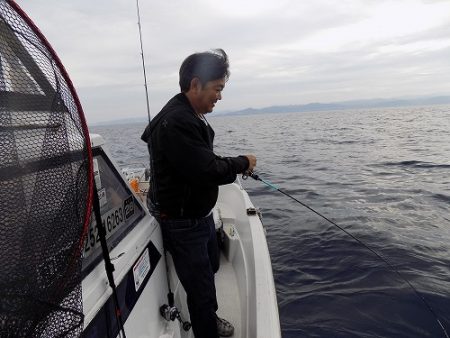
left=98, top=187, right=107, bottom=208
left=93, top=158, right=102, bottom=189
left=133, top=248, right=151, bottom=292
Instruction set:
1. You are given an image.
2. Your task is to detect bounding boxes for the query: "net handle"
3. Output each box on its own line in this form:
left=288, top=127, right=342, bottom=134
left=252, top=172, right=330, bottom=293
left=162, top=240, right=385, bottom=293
left=8, top=0, right=94, bottom=250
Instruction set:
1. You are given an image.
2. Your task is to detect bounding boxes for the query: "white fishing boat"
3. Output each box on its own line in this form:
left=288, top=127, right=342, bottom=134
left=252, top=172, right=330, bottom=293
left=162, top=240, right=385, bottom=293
left=83, top=135, right=281, bottom=337
left=0, top=1, right=281, bottom=336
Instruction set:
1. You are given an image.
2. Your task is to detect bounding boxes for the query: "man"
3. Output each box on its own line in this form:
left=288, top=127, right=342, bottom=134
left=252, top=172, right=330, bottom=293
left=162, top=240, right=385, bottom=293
left=141, top=49, right=256, bottom=338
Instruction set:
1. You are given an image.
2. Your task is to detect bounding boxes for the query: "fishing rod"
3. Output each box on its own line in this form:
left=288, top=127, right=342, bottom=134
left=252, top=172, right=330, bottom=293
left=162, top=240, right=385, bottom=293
left=243, top=171, right=449, bottom=338
left=135, top=0, right=156, bottom=204
left=136, top=0, right=151, bottom=122
left=134, top=1, right=191, bottom=331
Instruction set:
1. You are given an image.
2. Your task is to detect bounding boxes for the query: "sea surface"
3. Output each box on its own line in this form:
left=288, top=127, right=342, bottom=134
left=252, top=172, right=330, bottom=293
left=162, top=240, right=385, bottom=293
left=91, top=105, right=450, bottom=337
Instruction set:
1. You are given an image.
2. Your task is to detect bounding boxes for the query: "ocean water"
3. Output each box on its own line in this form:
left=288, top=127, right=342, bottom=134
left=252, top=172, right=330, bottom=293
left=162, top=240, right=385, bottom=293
left=91, top=105, right=450, bottom=337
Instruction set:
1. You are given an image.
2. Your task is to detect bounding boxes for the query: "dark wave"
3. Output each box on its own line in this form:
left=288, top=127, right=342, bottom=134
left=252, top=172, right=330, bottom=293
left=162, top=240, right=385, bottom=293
left=432, top=193, right=450, bottom=203
left=379, top=160, right=450, bottom=169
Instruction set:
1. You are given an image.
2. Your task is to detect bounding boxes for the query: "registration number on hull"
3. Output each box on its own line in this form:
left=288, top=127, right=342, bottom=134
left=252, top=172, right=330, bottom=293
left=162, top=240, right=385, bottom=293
left=83, top=196, right=134, bottom=256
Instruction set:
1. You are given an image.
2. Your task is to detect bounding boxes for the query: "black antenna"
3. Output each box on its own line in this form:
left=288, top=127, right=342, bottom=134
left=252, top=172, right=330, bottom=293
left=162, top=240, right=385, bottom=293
left=136, top=0, right=151, bottom=122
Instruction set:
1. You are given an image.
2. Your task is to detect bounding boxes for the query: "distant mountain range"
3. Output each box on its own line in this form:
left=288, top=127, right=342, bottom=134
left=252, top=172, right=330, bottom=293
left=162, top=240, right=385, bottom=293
left=215, top=95, right=450, bottom=116
left=90, top=95, right=450, bottom=126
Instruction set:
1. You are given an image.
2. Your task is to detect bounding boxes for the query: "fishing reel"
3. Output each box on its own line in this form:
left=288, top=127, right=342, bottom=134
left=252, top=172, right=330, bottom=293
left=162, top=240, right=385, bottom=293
left=160, top=304, right=191, bottom=331
left=242, top=170, right=259, bottom=180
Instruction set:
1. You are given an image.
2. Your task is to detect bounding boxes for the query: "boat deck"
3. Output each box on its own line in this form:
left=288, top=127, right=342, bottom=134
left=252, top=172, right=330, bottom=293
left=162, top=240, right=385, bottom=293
left=216, top=253, right=242, bottom=338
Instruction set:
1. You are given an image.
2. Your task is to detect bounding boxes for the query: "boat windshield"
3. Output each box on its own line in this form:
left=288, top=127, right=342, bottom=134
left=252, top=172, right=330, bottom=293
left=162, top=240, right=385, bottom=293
left=82, top=147, right=145, bottom=274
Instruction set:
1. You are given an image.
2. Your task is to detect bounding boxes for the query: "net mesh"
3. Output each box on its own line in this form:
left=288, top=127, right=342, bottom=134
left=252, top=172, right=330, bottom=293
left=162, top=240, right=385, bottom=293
left=0, top=1, right=92, bottom=336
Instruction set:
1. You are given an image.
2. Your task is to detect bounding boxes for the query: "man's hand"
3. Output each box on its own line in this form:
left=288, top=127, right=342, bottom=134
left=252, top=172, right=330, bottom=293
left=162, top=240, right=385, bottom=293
left=244, top=154, right=257, bottom=172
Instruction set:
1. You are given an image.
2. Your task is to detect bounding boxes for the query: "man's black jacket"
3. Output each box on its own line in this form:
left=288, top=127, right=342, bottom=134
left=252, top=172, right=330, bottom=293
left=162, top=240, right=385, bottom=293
left=141, top=93, right=249, bottom=218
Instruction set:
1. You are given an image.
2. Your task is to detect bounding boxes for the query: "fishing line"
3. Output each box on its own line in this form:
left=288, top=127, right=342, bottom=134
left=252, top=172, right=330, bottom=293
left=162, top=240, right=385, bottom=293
left=244, top=171, right=449, bottom=338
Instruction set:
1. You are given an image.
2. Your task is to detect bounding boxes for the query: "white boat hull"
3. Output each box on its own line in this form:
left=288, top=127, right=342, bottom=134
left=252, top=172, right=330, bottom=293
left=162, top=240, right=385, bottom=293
left=82, top=135, right=281, bottom=337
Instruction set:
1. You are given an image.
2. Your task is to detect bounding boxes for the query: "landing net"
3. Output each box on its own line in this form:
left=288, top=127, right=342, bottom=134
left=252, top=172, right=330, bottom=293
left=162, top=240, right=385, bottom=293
left=0, top=1, right=92, bottom=336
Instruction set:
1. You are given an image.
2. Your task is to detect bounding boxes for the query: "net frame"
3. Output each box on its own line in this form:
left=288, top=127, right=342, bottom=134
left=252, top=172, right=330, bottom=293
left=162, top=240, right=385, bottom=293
left=1, top=0, right=93, bottom=336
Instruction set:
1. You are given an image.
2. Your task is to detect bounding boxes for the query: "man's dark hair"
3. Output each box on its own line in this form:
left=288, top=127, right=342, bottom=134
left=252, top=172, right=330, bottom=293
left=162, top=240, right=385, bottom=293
left=179, top=49, right=230, bottom=92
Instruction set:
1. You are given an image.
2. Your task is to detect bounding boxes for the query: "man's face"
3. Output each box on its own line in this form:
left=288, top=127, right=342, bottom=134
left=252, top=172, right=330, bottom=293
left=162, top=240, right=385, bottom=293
left=196, top=78, right=225, bottom=114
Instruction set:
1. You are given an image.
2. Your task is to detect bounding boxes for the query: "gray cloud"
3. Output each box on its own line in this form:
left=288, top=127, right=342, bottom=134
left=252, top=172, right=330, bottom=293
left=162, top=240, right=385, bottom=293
left=15, top=0, right=450, bottom=123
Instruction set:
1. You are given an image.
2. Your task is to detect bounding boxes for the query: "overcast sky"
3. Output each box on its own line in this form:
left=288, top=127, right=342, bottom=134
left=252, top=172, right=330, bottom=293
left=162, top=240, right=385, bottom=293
left=15, top=0, right=450, bottom=124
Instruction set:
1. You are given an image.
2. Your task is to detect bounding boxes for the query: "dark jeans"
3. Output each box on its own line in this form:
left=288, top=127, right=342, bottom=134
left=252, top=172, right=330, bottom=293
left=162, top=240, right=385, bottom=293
left=161, top=214, right=220, bottom=338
